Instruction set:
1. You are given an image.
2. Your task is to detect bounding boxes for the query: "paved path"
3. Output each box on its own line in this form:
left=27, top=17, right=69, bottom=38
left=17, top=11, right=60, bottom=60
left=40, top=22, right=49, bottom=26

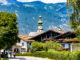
left=9, top=56, right=51, bottom=60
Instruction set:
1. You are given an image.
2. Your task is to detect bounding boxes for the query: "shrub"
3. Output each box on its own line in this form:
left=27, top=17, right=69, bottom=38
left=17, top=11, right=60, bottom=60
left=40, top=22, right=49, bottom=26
left=44, top=41, right=62, bottom=51
left=31, top=41, right=44, bottom=52
left=17, top=41, right=80, bottom=60
left=48, top=49, right=78, bottom=60
left=16, top=50, right=80, bottom=60
left=32, top=51, right=48, bottom=58
left=31, top=41, right=62, bottom=52
left=1, top=58, right=9, bottom=60
left=16, top=53, right=32, bottom=56
left=75, top=50, right=80, bottom=60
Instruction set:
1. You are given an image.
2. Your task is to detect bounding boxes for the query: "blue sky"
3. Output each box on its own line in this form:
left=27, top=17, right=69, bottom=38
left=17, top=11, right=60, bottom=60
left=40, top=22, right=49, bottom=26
left=0, top=0, right=66, bottom=5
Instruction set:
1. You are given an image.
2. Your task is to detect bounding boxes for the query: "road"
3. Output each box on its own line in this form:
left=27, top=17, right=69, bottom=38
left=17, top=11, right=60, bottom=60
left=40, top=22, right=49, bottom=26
left=9, top=56, right=51, bottom=60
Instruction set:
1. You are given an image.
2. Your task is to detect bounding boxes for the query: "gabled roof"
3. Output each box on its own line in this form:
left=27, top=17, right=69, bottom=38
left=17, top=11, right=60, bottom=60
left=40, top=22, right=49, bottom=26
left=54, top=31, right=75, bottom=39
left=18, top=34, right=34, bottom=42
left=29, top=30, right=68, bottom=40
left=29, top=32, right=43, bottom=37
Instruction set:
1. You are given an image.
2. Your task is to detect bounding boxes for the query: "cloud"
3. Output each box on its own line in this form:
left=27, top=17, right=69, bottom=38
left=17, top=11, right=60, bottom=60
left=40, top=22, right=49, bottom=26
left=24, top=4, right=34, bottom=7
left=48, top=25, right=57, bottom=30
left=17, top=0, right=66, bottom=3
left=0, top=0, right=66, bottom=5
left=41, top=0, right=66, bottom=3
left=0, top=0, right=8, bottom=5
left=17, top=0, right=38, bottom=2
left=63, top=24, right=68, bottom=27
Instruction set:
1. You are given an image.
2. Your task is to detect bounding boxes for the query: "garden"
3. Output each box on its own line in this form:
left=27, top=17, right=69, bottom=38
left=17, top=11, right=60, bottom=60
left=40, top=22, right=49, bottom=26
left=16, top=41, right=80, bottom=60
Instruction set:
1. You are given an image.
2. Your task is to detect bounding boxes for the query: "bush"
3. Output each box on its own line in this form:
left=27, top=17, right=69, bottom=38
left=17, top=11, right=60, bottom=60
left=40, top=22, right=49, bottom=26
left=17, top=41, right=80, bottom=60
left=75, top=50, right=80, bottom=60
left=16, top=51, right=49, bottom=58
left=31, top=41, right=62, bottom=52
left=1, top=58, right=9, bottom=60
left=48, top=49, right=78, bottom=60
left=16, top=53, right=32, bottom=56
left=31, top=41, right=44, bottom=52
left=44, top=41, right=62, bottom=51
left=32, top=51, right=48, bottom=58
left=16, top=50, right=80, bottom=60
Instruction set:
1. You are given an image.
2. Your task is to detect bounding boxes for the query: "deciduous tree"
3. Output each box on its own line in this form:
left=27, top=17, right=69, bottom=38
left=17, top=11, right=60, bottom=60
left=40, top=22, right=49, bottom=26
left=0, top=12, right=19, bottom=50
left=67, top=0, right=80, bottom=38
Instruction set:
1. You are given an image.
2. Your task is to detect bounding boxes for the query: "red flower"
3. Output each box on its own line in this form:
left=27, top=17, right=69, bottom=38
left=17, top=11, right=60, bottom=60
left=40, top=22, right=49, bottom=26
left=62, top=47, right=69, bottom=50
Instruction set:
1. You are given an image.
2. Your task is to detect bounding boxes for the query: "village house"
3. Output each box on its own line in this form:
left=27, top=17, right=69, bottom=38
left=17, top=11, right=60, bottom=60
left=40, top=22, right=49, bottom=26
left=12, top=16, right=80, bottom=53
left=29, top=29, right=80, bottom=51
left=12, top=35, right=34, bottom=53
left=28, top=16, right=80, bottom=52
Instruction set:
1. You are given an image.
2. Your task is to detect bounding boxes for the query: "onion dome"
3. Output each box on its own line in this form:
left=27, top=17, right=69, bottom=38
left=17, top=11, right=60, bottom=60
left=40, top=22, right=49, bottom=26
left=38, top=16, right=43, bottom=24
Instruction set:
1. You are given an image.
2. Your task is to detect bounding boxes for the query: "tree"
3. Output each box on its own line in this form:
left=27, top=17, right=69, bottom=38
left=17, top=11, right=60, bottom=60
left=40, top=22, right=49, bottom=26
left=67, top=0, right=80, bottom=38
left=44, top=41, right=62, bottom=51
left=31, top=41, right=44, bottom=52
left=31, top=41, right=62, bottom=52
left=0, top=12, right=19, bottom=50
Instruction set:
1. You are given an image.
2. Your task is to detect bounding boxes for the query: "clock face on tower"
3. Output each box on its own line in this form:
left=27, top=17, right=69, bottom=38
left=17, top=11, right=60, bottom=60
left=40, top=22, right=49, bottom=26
left=38, top=26, right=43, bottom=29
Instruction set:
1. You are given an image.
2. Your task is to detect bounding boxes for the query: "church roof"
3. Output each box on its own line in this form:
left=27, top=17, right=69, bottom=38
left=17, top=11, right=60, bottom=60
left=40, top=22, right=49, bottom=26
left=29, top=32, right=43, bottom=36
left=38, top=20, right=43, bottom=24
left=38, top=16, right=43, bottom=24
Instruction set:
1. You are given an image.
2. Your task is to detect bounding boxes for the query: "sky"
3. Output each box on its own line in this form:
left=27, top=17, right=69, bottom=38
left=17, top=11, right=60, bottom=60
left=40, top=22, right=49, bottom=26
left=0, top=0, right=8, bottom=5
left=0, top=0, right=67, bottom=5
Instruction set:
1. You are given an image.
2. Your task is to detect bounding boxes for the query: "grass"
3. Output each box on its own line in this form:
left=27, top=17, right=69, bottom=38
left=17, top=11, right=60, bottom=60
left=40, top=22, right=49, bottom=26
left=0, top=58, right=9, bottom=60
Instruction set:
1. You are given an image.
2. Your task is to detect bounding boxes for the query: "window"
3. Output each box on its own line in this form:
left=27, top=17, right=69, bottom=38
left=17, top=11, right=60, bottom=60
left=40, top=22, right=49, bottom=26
left=66, top=37, right=69, bottom=39
left=61, top=44, right=65, bottom=47
left=65, top=44, right=69, bottom=48
left=21, top=48, right=26, bottom=52
left=22, top=43, right=24, bottom=46
left=49, top=36, right=52, bottom=39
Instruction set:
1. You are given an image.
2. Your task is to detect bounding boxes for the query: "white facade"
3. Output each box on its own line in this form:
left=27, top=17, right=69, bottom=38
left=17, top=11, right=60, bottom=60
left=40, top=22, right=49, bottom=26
left=20, top=40, right=27, bottom=53
left=12, top=39, right=27, bottom=53
left=71, top=43, right=80, bottom=52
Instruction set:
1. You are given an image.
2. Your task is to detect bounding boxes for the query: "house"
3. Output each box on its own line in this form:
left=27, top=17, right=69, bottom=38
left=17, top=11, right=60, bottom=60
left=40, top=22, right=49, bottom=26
left=29, top=29, right=80, bottom=51
left=13, top=16, right=80, bottom=53
left=12, top=34, right=34, bottom=53
left=54, top=31, right=79, bottom=51
left=28, top=16, right=80, bottom=52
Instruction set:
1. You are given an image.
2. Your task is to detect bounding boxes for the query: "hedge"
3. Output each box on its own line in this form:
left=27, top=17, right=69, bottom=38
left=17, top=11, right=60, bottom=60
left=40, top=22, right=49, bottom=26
left=31, top=41, right=62, bottom=52
left=16, top=50, right=80, bottom=60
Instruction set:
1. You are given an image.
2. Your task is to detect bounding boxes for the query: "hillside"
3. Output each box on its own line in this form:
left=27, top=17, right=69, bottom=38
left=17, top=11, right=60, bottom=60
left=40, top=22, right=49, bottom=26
left=0, top=0, right=70, bottom=34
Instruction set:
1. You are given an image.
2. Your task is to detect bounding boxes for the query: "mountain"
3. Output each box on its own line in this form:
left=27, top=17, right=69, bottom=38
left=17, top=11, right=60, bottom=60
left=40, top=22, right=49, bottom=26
left=0, top=1, right=70, bottom=34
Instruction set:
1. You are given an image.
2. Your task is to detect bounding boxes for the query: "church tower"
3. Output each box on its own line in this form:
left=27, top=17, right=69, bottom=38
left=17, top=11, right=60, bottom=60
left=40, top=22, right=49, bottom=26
left=37, top=16, right=43, bottom=32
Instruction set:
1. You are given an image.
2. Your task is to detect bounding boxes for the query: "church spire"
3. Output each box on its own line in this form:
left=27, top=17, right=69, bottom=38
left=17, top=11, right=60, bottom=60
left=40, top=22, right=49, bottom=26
left=38, top=16, right=43, bottom=24
left=37, top=16, right=43, bottom=32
